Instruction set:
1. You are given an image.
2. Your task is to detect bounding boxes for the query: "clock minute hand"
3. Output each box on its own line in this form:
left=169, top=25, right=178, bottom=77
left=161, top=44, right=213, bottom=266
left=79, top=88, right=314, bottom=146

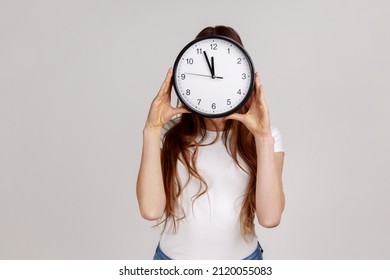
left=185, top=72, right=223, bottom=79
left=203, top=51, right=215, bottom=79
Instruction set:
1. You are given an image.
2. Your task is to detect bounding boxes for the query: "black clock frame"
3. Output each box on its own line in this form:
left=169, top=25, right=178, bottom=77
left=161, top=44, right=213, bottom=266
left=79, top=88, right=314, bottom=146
left=172, top=35, right=255, bottom=118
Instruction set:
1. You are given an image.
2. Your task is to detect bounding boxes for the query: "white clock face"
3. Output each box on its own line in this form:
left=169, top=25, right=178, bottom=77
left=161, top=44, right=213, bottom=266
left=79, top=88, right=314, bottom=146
left=173, top=36, right=254, bottom=118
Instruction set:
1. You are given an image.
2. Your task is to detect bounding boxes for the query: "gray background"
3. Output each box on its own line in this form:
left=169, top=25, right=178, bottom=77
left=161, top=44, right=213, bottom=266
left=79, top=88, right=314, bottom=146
left=1, top=0, right=389, bottom=259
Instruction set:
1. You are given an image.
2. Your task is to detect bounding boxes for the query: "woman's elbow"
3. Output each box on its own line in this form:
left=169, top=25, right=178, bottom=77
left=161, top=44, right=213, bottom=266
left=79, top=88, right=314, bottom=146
left=259, top=219, right=281, bottom=228
left=139, top=208, right=164, bottom=221
left=257, top=214, right=282, bottom=228
left=138, top=200, right=165, bottom=221
left=136, top=191, right=166, bottom=221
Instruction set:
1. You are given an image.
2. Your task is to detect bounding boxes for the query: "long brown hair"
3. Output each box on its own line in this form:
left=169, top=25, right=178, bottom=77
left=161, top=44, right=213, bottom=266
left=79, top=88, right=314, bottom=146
left=159, top=26, right=257, bottom=240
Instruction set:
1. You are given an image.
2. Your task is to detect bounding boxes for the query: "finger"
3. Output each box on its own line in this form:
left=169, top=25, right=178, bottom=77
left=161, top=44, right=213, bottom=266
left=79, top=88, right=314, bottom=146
left=258, top=84, right=267, bottom=108
left=256, top=73, right=265, bottom=98
left=248, top=88, right=257, bottom=106
left=258, top=83, right=265, bottom=103
left=253, top=72, right=261, bottom=101
left=171, top=106, right=192, bottom=117
left=248, top=72, right=259, bottom=103
left=157, top=68, right=173, bottom=97
left=225, top=112, right=245, bottom=123
left=255, top=73, right=268, bottom=108
left=166, top=70, right=174, bottom=102
left=258, top=85, right=269, bottom=115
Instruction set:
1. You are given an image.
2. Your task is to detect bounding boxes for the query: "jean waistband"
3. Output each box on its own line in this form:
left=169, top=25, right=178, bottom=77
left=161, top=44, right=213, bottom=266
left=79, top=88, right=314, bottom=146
left=154, top=242, right=263, bottom=260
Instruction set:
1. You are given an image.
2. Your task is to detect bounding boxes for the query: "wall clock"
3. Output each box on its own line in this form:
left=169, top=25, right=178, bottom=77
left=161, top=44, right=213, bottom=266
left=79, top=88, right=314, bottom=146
left=173, top=35, right=255, bottom=118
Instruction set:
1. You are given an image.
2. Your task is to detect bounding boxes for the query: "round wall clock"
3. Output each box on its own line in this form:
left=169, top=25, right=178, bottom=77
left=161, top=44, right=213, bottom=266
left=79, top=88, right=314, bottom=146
left=173, top=35, right=255, bottom=118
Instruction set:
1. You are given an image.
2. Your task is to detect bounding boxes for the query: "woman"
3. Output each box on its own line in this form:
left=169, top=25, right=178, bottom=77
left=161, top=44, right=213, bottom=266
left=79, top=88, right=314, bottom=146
left=136, top=26, right=285, bottom=260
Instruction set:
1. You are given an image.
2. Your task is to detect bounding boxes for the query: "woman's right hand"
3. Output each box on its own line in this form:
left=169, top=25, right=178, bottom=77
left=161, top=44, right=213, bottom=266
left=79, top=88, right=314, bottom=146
left=145, top=68, right=191, bottom=130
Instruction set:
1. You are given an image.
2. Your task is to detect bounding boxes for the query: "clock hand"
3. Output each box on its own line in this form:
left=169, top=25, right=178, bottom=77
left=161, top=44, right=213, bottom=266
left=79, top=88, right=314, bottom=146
left=203, top=51, right=215, bottom=79
left=185, top=72, right=223, bottom=79
left=211, top=56, right=215, bottom=77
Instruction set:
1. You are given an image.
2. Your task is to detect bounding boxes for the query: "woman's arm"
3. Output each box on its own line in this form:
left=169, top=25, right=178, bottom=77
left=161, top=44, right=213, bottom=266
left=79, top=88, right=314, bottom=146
left=253, top=136, right=285, bottom=227
left=136, top=68, right=190, bottom=220
left=226, top=72, right=285, bottom=227
left=136, top=126, right=166, bottom=220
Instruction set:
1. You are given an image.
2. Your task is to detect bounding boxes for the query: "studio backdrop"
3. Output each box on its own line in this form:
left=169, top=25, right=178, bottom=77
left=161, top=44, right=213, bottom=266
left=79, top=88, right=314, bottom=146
left=1, top=0, right=389, bottom=259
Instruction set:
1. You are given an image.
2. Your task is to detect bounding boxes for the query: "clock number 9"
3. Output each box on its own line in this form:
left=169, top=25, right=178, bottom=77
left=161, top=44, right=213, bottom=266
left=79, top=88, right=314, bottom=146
left=181, top=74, right=186, bottom=80
left=212, top=103, right=216, bottom=109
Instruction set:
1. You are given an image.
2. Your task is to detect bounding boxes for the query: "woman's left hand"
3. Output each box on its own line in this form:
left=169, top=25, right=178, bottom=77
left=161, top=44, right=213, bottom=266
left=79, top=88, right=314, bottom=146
left=225, top=72, right=272, bottom=137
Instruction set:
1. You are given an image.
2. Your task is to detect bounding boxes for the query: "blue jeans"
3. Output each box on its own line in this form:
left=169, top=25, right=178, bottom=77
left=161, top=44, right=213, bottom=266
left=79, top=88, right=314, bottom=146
left=153, top=242, right=263, bottom=260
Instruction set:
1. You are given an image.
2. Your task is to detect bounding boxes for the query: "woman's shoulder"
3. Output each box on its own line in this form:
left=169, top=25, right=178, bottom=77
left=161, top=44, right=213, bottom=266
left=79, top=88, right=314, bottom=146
left=160, top=118, right=180, bottom=147
left=270, top=126, right=281, bottom=139
left=162, top=118, right=180, bottom=135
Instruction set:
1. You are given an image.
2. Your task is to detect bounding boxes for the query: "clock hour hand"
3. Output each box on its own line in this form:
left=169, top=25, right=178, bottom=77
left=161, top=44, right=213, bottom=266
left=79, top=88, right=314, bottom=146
left=185, top=72, right=223, bottom=79
left=203, top=51, right=215, bottom=79
left=211, top=56, right=215, bottom=77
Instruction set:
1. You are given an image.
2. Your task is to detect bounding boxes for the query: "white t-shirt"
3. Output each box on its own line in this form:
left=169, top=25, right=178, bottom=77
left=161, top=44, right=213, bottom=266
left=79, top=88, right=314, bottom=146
left=159, top=121, right=284, bottom=259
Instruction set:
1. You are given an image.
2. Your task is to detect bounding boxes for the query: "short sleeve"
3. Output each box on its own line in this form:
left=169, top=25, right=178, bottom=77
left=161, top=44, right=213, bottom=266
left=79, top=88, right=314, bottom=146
left=271, top=126, right=284, bottom=153
left=160, top=119, right=179, bottom=149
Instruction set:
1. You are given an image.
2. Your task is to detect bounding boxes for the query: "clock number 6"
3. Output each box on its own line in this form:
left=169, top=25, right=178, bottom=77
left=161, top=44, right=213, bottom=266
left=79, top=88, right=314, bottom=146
left=212, top=103, right=216, bottom=109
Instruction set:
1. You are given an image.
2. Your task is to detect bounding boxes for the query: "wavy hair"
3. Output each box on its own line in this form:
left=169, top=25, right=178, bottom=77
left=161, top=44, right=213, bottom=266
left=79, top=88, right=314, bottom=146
left=158, top=26, right=257, bottom=240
